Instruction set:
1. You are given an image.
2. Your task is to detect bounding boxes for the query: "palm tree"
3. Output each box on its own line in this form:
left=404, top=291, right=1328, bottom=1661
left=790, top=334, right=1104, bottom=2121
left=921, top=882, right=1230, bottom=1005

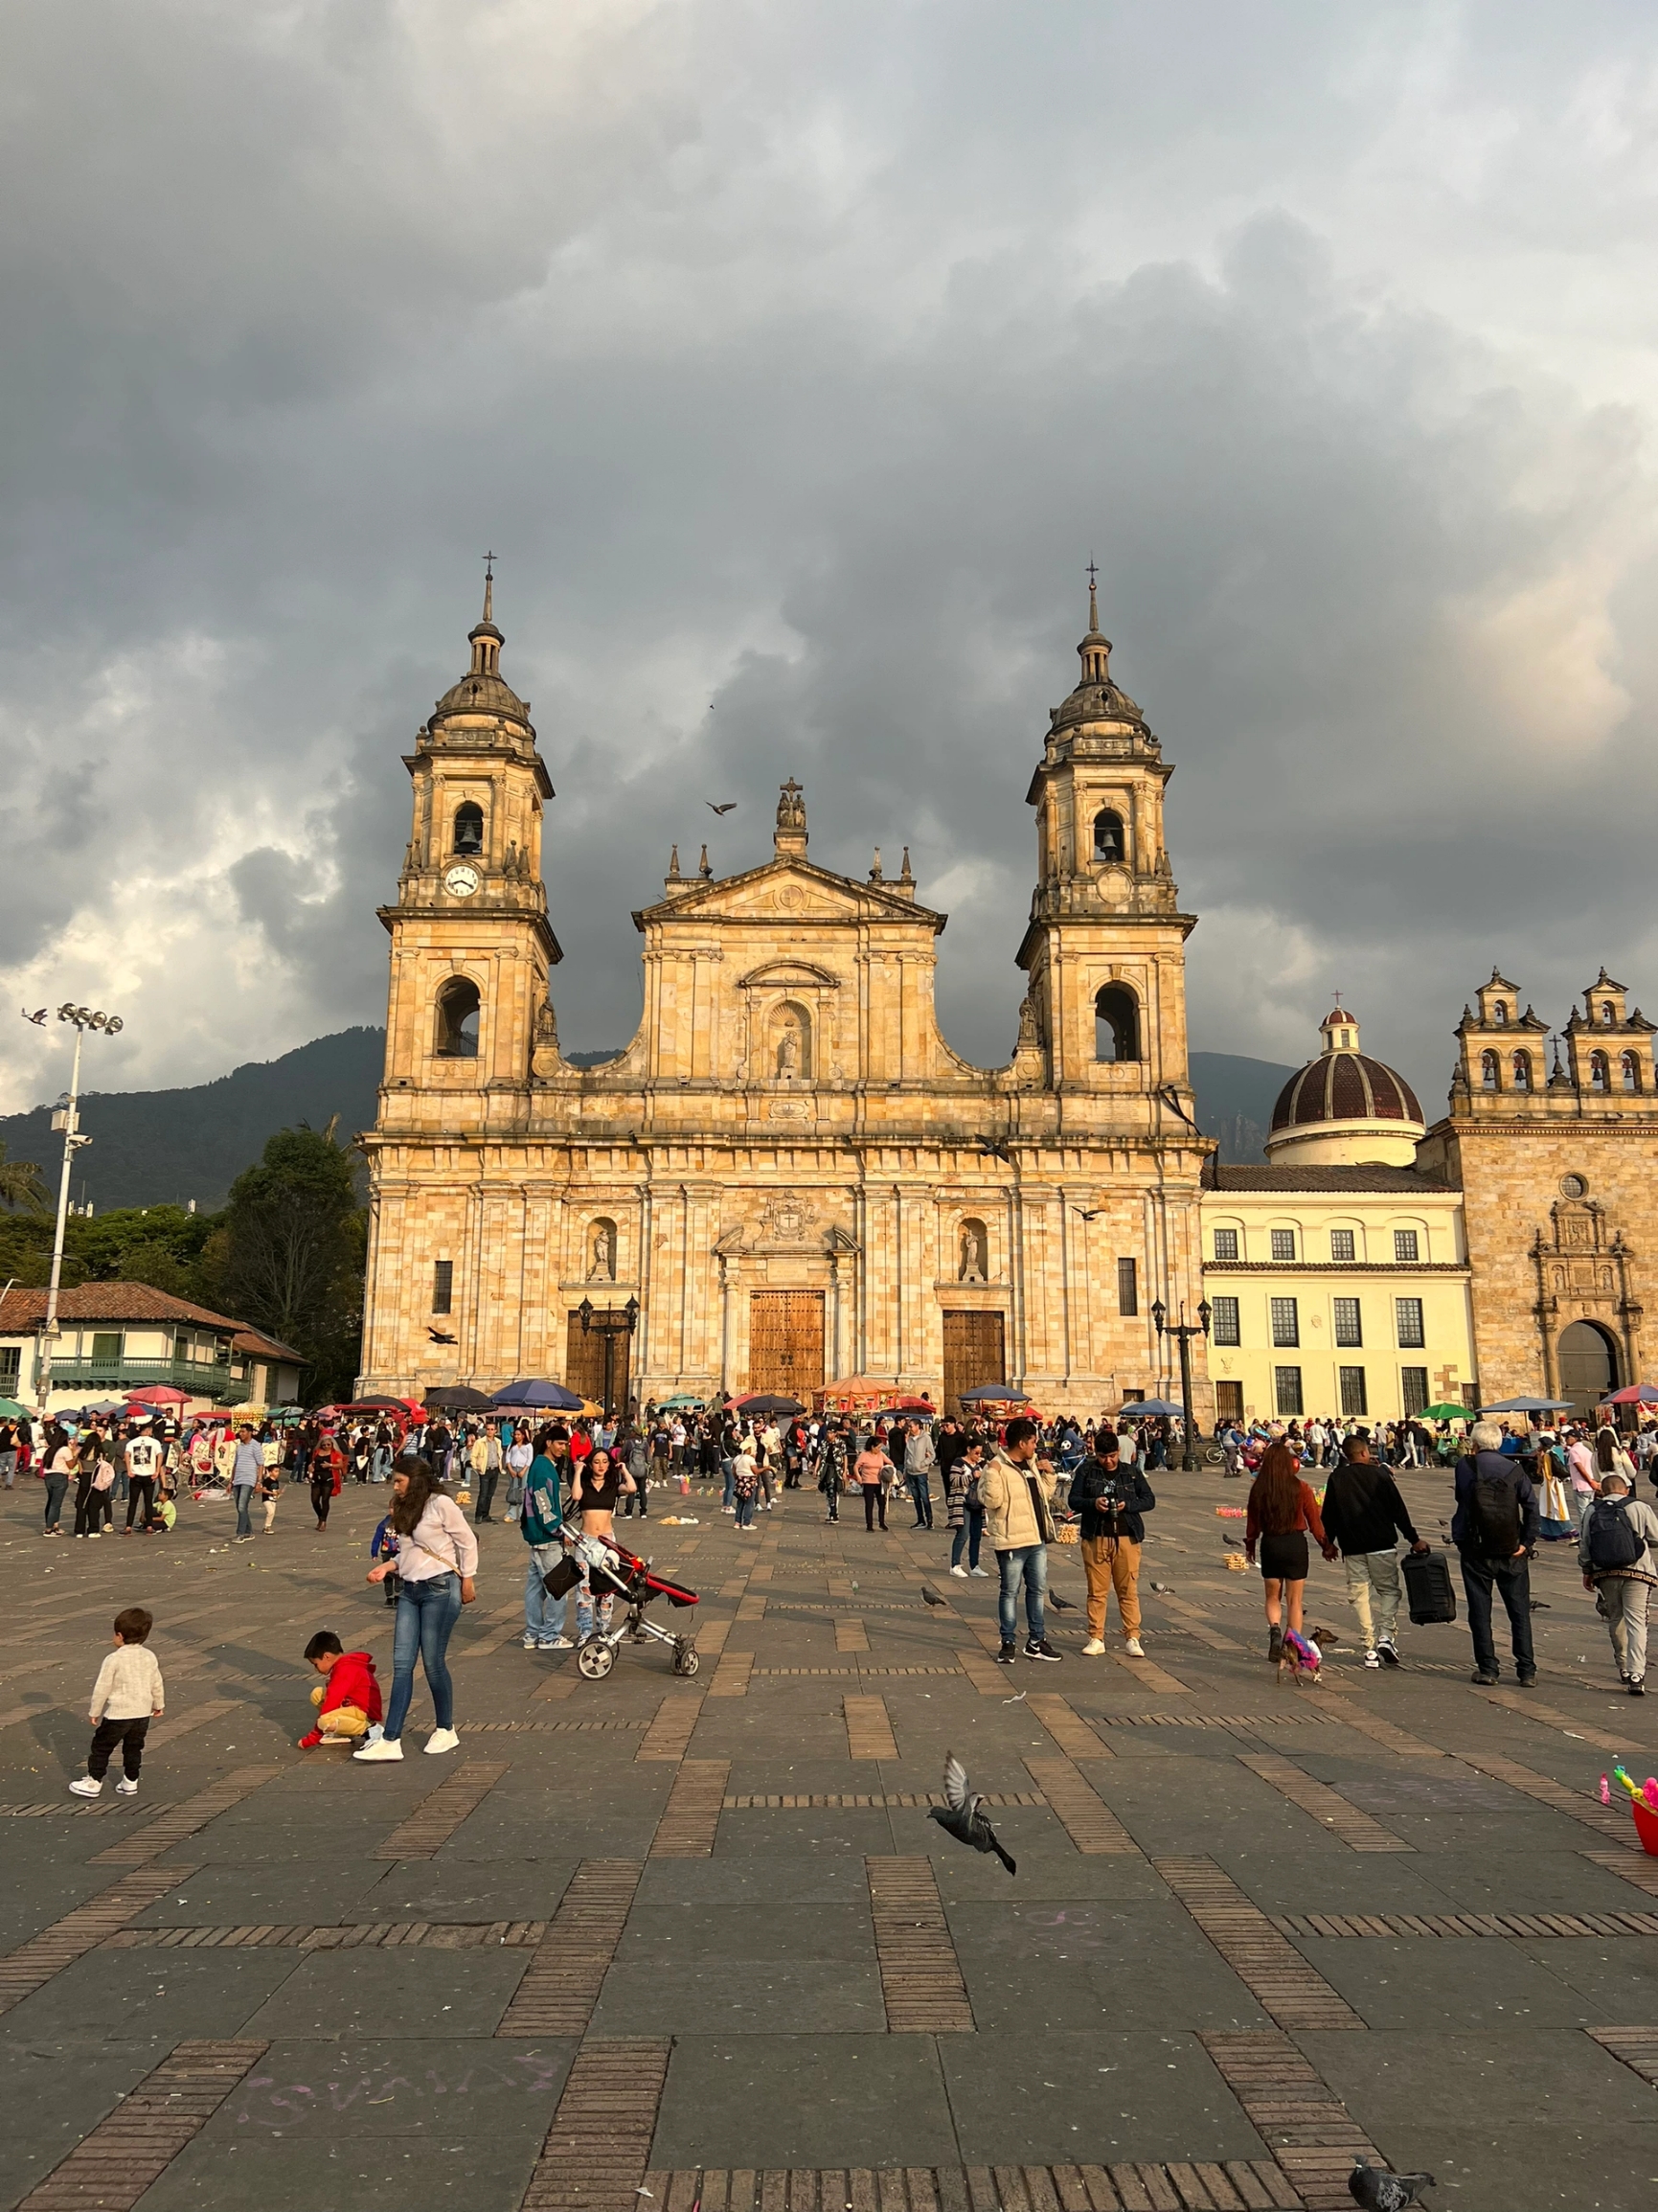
left=0, top=1144, right=48, bottom=1213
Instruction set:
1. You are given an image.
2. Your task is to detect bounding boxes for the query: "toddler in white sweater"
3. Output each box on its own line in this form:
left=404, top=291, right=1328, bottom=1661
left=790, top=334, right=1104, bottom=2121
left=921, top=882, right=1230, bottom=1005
left=71, top=1608, right=165, bottom=1798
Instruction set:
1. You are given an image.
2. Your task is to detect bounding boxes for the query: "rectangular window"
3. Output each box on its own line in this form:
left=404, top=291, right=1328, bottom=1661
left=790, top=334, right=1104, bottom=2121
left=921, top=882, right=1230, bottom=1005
left=1332, top=1296, right=1363, bottom=1348
left=1274, top=1365, right=1304, bottom=1417
left=1117, top=1257, right=1138, bottom=1316
left=1212, top=1228, right=1239, bottom=1262
left=90, top=1333, right=122, bottom=1366
left=1394, top=1229, right=1420, bottom=1264
left=1270, top=1296, right=1300, bottom=1347
left=1339, top=1366, right=1369, bottom=1416
left=1211, top=1295, right=1240, bottom=1346
left=1270, top=1229, right=1296, bottom=1262
left=1396, top=1296, right=1425, bottom=1348
left=1401, top=1367, right=1430, bottom=1417
left=1329, top=1228, right=1355, bottom=1262
left=0, top=1347, right=18, bottom=1395
left=432, top=1260, right=454, bottom=1316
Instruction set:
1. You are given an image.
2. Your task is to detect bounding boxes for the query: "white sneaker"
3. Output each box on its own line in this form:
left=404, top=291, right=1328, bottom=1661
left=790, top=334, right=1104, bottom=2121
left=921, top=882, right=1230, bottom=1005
left=116, top=1778, right=139, bottom=1796
left=69, top=1776, right=102, bottom=1797
left=352, top=1736, right=404, bottom=1762
left=949, top=1565, right=968, bottom=1578
left=365, top=1723, right=385, bottom=1745
left=1363, top=1649, right=1380, bottom=1669
left=1124, top=1637, right=1145, bottom=1657
left=545, top=1634, right=574, bottom=1650
left=424, top=1727, right=461, bottom=1755
left=1081, top=1637, right=1106, bottom=1656
left=969, top=1565, right=989, bottom=1577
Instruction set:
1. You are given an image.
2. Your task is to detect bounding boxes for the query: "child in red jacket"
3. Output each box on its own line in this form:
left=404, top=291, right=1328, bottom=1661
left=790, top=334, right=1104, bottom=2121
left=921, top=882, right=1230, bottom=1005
left=298, top=1630, right=384, bottom=1747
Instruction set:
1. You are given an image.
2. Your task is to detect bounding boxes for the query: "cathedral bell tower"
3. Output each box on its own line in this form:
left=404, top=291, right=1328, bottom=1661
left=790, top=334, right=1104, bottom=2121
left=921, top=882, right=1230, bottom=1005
left=375, top=570, right=560, bottom=1127
left=1017, top=578, right=1198, bottom=1136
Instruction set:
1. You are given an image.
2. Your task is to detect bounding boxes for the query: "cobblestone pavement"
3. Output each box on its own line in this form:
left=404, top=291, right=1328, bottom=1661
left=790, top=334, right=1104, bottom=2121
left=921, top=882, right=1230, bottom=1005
left=0, top=1468, right=1655, bottom=2210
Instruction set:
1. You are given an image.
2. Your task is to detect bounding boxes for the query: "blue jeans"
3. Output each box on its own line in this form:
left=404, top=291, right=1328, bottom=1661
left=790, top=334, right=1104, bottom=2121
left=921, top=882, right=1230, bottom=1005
left=735, top=1489, right=757, bottom=1527
left=951, top=1507, right=984, bottom=1570
left=907, top=1473, right=933, bottom=1528
left=386, top=1573, right=462, bottom=1739
left=233, top=1483, right=254, bottom=1536
left=721, top=1459, right=736, bottom=1509
left=997, top=1544, right=1047, bottom=1646
left=524, top=1546, right=568, bottom=1645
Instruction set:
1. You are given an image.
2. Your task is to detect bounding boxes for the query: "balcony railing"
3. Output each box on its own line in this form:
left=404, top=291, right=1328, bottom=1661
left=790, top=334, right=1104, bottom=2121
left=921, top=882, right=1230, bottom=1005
left=46, top=1354, right=241, bottom=1404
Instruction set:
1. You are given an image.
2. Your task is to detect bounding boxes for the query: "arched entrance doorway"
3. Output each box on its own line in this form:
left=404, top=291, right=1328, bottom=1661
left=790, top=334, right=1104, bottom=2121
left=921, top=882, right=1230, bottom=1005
left=1557, top=1319, right=1620, bottom=1416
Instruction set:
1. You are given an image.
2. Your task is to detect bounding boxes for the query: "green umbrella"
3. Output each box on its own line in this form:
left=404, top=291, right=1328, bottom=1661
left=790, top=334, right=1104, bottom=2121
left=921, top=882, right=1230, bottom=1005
left=0, top=1399, right=30, bottom=1420
left=1419, top=1402, right=1471, bottom=1421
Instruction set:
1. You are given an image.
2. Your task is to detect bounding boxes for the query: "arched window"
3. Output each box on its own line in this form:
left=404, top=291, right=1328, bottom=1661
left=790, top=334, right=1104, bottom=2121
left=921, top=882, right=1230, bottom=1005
left=1092, top=809, right=1125, bottom=864
left=1492, top=1001, right=1508, bottom=1025
left=1601, top=1002, right=1616, bottom=1025
left=453, top=802, right=485, bottom=855
left=434, top=977, right=481, bottom=1059
left=1590, top=1050, right=1610, bottom=1091
left=1511, top=1051, right=1532, bottom=1090
left=1096, top=984, right=1140, bottom=1062
left=1480, top=1050, right=1499, bottom=1090
left=1622, top=1052, right=1640, bottom=1093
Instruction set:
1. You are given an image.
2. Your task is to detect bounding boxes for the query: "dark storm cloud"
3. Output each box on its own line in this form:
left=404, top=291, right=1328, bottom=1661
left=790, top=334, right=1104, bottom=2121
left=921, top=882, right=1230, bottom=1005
left=2, top=0, right=1654, bottom=1112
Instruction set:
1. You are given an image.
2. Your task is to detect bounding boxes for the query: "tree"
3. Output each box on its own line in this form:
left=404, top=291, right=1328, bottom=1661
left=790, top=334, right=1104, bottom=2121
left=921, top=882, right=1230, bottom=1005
left=0, top=1143, right=47, bottom=1214
left=216, top=1126, right=366, bottom=1403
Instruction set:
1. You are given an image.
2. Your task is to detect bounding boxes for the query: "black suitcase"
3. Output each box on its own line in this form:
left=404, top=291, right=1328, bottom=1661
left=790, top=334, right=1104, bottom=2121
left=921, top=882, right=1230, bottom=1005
left=1402, top=1547, right=1458, bottom=1626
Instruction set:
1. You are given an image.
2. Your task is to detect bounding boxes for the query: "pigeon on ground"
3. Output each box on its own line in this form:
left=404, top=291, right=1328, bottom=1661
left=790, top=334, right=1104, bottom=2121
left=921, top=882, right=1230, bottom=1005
left=1530, top=1599, right=1551, bottom=1611
left=1348, top=2155, right=1435, bottom=2210
left=920, top=1585, right=947, bottom=1608
left=930, top=1752, right=1016, bottom=1875
left=1150, top=1581, right=1173, bottom=1593
left=1048, top=1592, right=1076, bottom=1613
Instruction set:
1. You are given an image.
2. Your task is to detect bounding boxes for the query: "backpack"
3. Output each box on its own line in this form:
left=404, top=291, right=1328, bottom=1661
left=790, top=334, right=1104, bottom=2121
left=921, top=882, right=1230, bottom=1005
left=1464, top=1459, right=1521, bottom=1557
left=1587, top=1497, right=1644, bottom=1572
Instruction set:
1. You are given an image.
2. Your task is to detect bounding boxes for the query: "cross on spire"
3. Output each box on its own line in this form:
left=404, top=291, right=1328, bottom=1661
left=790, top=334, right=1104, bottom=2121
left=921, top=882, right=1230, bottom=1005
left=1086, top=557, right=1100, bottom=634
left=481, top=551, right=496, bottom=626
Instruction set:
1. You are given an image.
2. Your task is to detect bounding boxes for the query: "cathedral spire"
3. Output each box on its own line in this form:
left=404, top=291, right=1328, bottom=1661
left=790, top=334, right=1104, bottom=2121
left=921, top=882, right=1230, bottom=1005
left=468, top=552, right=503, bottom=677
left=1079, top=561, right=1111, bottom=686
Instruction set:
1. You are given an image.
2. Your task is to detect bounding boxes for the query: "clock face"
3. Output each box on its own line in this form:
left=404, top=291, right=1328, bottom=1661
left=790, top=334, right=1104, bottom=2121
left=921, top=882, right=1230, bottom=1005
left=443, top=864, right=481, bottom=898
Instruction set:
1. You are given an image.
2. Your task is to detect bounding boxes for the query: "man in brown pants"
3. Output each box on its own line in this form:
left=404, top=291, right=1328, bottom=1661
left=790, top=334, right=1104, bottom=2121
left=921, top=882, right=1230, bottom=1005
left=1067, top=1432, right=1156, bottom=1657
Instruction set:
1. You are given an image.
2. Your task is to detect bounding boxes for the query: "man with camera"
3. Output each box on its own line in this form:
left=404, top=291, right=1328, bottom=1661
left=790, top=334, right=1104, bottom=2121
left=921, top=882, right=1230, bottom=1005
left=1068, top=1431, right=1156, bottom=1657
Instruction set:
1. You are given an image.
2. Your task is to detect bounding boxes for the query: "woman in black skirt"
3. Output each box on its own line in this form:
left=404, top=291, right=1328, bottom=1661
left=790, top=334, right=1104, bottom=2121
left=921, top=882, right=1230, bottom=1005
left=1244, top=1440, right=1328, bottom=1663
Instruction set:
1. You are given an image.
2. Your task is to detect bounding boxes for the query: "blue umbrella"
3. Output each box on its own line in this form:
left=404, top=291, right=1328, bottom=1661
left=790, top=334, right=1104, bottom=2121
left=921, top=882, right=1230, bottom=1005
left=1476, top=1396, right=1574, bottom=1415
left=957, top=1382, right=1030, bottom=1402
left=1119, top=1399, right=1186, bottom=1418
left=490, top=1380, right=586, bottom=1411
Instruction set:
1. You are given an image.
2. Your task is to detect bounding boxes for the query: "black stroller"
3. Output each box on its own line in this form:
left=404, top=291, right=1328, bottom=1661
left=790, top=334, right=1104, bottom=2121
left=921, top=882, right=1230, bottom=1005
left=549, top=1531, right=701, bottom=1681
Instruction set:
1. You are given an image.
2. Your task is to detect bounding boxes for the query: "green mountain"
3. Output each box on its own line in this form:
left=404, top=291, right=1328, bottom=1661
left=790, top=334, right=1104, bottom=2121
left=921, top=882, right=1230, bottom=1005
left=1189, top=1050, right=1299, bottom=1164
left=0, top=1028, right=387, bottom=1213
left=0, top=1031, right=1295, bottom=1213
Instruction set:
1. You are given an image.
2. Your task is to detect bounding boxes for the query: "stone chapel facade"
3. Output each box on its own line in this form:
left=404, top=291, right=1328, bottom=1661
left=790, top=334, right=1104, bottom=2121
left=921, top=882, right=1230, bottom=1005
left=356, top=583, right=1215, bottom=1413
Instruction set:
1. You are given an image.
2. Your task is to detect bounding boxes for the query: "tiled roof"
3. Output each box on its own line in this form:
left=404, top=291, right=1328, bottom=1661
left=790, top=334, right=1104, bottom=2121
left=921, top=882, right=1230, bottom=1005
left=1203, top=1161, right=1458, bottom=1195
left=0, top=1284, right=243, bottom=1334
left=232, top=1326, right=304, bottom=1364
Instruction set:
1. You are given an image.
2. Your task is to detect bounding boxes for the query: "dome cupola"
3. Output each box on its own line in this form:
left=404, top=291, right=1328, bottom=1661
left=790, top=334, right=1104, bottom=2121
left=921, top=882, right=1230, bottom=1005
left=1265, top=1002, right=1424, bottom=1168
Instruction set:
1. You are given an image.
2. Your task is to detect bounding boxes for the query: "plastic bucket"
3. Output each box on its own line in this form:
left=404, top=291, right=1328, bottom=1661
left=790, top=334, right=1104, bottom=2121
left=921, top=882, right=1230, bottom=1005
left=1631, top=1799, right=1658, bottom=1857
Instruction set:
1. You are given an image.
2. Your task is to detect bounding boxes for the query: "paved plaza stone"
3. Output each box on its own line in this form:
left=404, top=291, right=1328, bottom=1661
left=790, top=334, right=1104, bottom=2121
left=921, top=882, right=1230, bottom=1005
left=1, top=1472, right=1658, bottom=2209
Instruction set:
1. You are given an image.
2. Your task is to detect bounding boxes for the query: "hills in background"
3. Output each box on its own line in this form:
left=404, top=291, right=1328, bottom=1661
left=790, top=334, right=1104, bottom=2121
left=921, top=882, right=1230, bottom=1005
left=0, top=1031, right=1305, bottom=1212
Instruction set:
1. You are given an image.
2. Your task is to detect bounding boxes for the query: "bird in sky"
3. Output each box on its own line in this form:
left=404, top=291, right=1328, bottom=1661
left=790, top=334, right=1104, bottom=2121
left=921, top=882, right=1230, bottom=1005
left=977, top=1136, right=1012, bottom=1163
left=1072, top=1207, right=1102, bottom=1220
left=930, top=1752, right=1016, bottom=1875
left=21, top=1008, right=46, bottom=1025
left=427, top=1328, right=458, bottom=1345
left=706, top=801, right=737, bottom=815
left=1348, top=2157, right=1436, bottom=2212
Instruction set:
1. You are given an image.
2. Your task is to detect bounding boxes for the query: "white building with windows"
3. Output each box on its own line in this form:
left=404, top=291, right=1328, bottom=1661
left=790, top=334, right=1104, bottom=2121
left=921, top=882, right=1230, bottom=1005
left=1200, top=1005, right=1476, bottom=1426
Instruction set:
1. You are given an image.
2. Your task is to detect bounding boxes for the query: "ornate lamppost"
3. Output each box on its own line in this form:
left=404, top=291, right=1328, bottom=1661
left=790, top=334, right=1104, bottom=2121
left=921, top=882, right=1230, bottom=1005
left=1150, top=1296, right=1212, bottom=1471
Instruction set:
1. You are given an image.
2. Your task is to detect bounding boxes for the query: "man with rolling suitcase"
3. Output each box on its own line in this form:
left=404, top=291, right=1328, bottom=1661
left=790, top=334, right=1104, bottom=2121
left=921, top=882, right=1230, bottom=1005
left=1319, top=1434, right=1431, bottom=1669
left=1453, top=1421, right=1540, bottom=1687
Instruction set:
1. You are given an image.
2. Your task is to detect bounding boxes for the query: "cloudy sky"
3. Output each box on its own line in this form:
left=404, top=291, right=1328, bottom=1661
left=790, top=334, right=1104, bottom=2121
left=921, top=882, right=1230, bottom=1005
left=4, top=0, right=1657, bottom=1117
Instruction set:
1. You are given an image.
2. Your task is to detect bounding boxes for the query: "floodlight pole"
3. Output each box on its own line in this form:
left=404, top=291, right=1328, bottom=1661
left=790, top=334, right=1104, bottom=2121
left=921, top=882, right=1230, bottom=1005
left=34, top=1004, right=124, bottom=1410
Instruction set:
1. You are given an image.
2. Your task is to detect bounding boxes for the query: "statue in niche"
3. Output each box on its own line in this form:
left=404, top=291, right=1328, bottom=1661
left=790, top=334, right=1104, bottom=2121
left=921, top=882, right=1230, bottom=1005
left=959, top=1220, right=988, bottom=1284
left=587, top=1220, right=616, bottom=1282
left=1016, top=992, right=1040, bottom=1050
left=534, top=999, right=560, bottom=1051
left=775, top=1020, right=802, bottom=1080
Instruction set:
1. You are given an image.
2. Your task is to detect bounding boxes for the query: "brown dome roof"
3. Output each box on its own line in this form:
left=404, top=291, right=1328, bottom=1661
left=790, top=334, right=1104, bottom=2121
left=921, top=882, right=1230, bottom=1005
left=1271, top=1051, right=1422, bottom=1132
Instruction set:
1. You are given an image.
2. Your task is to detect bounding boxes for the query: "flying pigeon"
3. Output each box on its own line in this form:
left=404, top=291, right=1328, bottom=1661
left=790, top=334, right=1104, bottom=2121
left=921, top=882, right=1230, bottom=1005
left=920, top=1585, right=947, bottom=1608
left=1348, top=2155, right=1435, bottom=2211
left=1072, top=1207, right=1102, bottom=1220
left=427, top=1328, right=458, bottom=1345
left=976, top=1135, right=1012, bottom=1163
left=930, top=1752, right=1016, bottom=1875
left=21, top=1008, right=46, bottom=1025
left=706, top=801, right=737, bottom=815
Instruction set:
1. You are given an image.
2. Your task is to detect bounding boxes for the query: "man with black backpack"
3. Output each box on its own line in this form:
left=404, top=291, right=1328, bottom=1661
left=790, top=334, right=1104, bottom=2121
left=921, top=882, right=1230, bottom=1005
left=1453, top=1421, right=1540, bottom=1686
left=1578, top=1464, right=1658, bottom=1695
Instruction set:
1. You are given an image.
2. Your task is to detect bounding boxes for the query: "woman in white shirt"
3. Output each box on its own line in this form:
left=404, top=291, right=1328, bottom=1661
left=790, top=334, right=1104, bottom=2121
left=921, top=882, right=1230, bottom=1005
left=356, top=1457, right=479, bottom=1762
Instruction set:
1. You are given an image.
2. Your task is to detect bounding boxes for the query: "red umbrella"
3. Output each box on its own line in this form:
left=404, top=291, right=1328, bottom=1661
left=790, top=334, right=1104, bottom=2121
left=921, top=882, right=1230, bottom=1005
left=130, top=1385, right=192, bottom=1404
left=1601, top=1384, right=1658, bottom=1405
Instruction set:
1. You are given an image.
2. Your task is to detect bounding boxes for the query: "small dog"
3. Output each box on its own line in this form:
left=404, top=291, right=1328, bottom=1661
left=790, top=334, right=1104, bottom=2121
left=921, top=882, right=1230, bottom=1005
left=1277, top=1626, right=1322, bottom=1688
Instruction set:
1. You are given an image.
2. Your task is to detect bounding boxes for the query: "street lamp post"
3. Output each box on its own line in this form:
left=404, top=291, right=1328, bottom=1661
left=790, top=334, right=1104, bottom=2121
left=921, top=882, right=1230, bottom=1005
left=1150, top=1296, right=1213, bottom=1471
left=29, top=1004, right=124, bottom=1410
left=578, top=1294, right=641, bottom=1420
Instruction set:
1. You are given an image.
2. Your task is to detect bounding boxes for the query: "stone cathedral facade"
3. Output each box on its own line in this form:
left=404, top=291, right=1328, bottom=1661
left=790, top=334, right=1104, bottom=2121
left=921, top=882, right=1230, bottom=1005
left=357, top=583, right=1215, bottom=1413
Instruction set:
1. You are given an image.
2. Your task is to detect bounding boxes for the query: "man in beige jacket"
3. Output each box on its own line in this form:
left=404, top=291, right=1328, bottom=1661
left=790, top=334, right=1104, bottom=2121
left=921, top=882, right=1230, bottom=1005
left=978, top=1416, right=1061, bottom=1666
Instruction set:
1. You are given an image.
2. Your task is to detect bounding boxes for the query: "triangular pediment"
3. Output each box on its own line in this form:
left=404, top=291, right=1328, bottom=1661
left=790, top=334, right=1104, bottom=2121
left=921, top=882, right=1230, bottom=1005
left=634, top=855, right=945, bottom=931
